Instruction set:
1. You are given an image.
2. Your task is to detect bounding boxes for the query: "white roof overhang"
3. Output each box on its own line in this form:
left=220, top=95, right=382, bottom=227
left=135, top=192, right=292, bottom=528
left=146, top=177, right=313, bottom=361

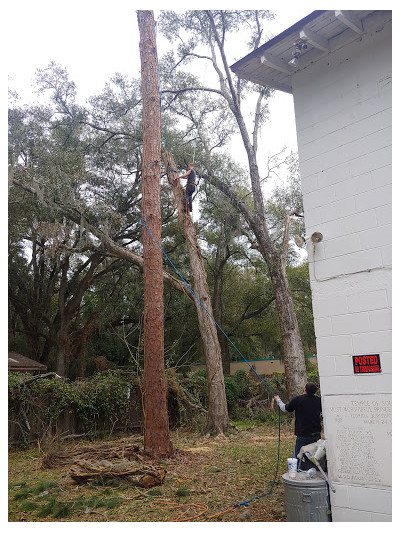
left=230, top=10, right=391, bottom=94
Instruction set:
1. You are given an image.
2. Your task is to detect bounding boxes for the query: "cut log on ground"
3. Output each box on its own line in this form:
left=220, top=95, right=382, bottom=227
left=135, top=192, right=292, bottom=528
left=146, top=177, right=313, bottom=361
left=70, top=459, right=166, bottom=488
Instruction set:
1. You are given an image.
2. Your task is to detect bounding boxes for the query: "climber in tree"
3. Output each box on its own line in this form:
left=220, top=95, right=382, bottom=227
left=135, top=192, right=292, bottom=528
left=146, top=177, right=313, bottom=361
left=176, top=163, right=196, bottom=213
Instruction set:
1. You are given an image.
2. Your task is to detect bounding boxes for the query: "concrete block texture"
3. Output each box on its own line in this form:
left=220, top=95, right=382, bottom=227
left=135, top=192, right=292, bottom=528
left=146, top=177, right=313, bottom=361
left=313, top=316, right=332, bottom=337
left=347, top=288, right=388, bottom=313
left=293, top=13, right=391, bottom=523
left=331, top=312, right=370, bottom=335
left=299, top=107, right=392, bottom=163
left=352, top=330, right=391, bottom=353
left=319, top=375, right=391, bottom=395
left=317, top=353, right=391, bottom=378
left=332, top=506, right=391, bottom=522
left=299, top=145, right=391, bottom=192
left=355, top=183, right=391, bottom=212
left=368, top=308, right=392, bottom=331
left=330, top=484, right=392, bottom=515
left=312, top=248, right=382, bottom=281
left=316, top=334, right=353, bottom=357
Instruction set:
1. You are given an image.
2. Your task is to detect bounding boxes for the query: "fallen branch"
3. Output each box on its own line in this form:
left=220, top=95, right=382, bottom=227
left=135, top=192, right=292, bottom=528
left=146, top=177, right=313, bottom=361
left=70, top=459, right=166, bottom=488
left=42, top=440, right=143, bottom=469
left=20, top=372, right=63, bottom=387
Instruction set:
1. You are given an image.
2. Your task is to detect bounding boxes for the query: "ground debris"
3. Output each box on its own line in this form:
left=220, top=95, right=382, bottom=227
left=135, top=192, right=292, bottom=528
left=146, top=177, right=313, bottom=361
left=41, top=439, right=166, bottom=488
left=41, top=440, right=143, bottom=469
left=70, top=458, right=166, bottom=488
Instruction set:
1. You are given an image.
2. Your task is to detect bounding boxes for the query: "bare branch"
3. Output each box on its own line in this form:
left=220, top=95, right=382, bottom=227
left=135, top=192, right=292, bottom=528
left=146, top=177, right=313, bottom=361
left=281, top=214, right=291, bottom=265
left=253, top=91, right=264, bottom=154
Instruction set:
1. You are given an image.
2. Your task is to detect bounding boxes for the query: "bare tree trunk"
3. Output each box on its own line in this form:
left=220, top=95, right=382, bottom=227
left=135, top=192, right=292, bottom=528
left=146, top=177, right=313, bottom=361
left=188, top=12, right=307, bottom=397
left=55, top=259, right=69, bottom=376
left=270, top=260, right=307, bottom=397
left=201, top=168, right=307, bottom=398
left=138, top=10, right=173, bottom=458
left=244, top=152, right=307, bottom=398
left=78, top=311, right=98, bottom=378
left=162, top=151, right=230, bottom=435
left=212, top=236, right=230, bottom=375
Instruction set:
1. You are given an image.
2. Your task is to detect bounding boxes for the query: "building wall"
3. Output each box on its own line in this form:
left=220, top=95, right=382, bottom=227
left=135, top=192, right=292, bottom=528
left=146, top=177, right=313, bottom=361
left=191, top=356, right=317, bottom=376
left=292, top=16, right=391, bottom=521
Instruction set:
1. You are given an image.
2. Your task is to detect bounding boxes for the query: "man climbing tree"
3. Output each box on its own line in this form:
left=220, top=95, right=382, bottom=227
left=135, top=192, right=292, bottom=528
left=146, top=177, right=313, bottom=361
left=164, top=151, right=230, bottom=435
left=158, top=10, right=307, bottom=398
left=137, top=10, right=174, bottom=458
left=175, top=163, right=196, bottom=213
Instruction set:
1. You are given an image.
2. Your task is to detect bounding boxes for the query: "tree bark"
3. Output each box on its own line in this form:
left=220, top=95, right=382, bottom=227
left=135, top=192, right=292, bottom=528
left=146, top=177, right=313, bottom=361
left=162, top=150, right=230, bottom=435
left=187, top=10, right=308, bottom=398
left=200, top=168, right=307, bottom=398
left=212, top=234, right=230, bottom=375
left=138, top=10, right=173, bottom=458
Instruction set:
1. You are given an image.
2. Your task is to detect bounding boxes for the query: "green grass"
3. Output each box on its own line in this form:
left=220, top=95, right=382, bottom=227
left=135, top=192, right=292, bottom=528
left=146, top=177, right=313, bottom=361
left=36, top=498, right=58, bottom=518
left=148, top=488, right=164, bottom=496
left=32, top=480, right=58, bottom=495
left=83, top=495, right=103, bottom=508
left=20, top=501, right=39, bottom=511
left=13, top=488, right=32, bottom=501
left=176, top=487, right=190, bottom=498
left=104, top=497, right=123, bottom=509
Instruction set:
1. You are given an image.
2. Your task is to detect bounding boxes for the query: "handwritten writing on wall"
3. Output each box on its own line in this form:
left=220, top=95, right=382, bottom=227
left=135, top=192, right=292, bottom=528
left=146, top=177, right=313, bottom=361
left=324, top=394, right=391, bottom=487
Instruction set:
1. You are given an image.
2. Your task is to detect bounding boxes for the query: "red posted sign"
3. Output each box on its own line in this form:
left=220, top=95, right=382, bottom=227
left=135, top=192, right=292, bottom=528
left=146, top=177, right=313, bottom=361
left=352, top=354, right=381, bottom=374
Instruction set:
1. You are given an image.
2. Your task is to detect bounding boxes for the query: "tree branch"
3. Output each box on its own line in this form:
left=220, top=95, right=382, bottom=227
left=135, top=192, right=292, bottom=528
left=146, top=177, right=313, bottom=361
left=281, top=214, right=291, bottom=265
left=11, top=177, right=196, bottom=302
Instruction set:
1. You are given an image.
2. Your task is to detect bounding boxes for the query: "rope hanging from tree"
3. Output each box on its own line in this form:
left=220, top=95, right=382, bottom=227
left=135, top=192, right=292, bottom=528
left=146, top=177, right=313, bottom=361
left=140, top=216, right=283, bottom=515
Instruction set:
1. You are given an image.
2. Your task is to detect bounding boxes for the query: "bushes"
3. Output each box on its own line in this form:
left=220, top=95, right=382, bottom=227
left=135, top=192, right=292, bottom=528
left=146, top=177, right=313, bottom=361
left=73, top=371, right=134, bottom=428
left=8, top=370, right=143, bottom=445
left=224, top=370, right=253, bottom=416
left=8, top=365, right=321, bottom=445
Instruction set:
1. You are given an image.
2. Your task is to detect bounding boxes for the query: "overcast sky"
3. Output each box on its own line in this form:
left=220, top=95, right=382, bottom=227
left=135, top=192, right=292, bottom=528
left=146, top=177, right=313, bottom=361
left=6, top=2, right=321, bottom=164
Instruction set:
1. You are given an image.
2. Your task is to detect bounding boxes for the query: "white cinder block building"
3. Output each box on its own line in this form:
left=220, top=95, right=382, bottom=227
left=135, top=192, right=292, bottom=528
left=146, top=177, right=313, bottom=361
left=231, top=10, right=392, bottom=521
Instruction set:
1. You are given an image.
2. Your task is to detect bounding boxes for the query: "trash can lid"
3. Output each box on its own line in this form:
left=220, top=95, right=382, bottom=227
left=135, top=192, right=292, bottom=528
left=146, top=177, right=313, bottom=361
left=282, top=472, right=328, bottom=487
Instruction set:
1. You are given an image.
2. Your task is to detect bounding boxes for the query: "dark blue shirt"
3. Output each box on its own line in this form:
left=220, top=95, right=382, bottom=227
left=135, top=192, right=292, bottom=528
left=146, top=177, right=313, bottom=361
left=187, top=169, right=196, bottom=184
left=284, top=394, right=322, bottom=437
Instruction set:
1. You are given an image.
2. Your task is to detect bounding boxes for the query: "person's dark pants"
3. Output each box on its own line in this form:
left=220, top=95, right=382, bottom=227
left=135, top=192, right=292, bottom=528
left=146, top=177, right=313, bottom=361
left=295, top=434, right=321, bottom=469
left=184, top=184, right=195, bottom=212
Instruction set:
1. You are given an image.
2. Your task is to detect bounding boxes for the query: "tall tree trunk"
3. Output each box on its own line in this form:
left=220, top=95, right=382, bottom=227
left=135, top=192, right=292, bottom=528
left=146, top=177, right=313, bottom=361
left=201, top=168, right=307, bottom=398
left=55, top=258, right=69, bottom=376
left=138, top=10, right=173, bottom=458
left=78, top=311, right=98, bottom=378
left=162, top=151, right=230, bottom=435
left=245, top=151, right=307, bottom=398
left=203, top=10, right=308, bottom=398
left=270, top=260, right=306, bottom=397
left=212, top=235, right=230, bottom=375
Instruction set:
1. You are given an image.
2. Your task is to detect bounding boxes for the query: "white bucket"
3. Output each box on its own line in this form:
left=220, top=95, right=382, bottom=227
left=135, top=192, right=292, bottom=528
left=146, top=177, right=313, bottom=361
left=287, top=458, right=297, bottom=478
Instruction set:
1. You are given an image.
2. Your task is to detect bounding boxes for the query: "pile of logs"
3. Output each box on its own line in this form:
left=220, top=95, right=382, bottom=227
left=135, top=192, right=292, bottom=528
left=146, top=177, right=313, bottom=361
left=42, top=439, right=166, bottom=488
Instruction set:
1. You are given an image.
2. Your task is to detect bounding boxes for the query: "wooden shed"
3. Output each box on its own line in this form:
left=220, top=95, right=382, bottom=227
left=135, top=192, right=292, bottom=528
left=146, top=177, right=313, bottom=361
left=8, top=352, right=47, bottom=374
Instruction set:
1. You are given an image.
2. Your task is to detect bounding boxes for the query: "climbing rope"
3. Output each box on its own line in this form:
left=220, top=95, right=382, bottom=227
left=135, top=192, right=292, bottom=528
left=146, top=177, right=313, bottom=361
left=141, top=216, right=276, bottom=396
left=140, top=216, right=284, bottom=519
left=233, top=407, right=282, bottom=509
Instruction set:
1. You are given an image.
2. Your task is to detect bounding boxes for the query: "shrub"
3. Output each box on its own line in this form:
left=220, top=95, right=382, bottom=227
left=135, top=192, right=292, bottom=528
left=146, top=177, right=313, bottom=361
left=307, top=368, right=320, bottom=394
left=8, top=370, right=141, bottom=443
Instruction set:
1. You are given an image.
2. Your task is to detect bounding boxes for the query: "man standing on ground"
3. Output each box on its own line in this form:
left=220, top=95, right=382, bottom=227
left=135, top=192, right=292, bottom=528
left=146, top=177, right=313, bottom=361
left=274, top=382, right=322, bottom=466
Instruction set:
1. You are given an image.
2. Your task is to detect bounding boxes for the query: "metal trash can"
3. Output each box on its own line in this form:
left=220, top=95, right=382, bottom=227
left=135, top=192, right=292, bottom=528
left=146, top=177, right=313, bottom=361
left=282, top=471, right=331, bottom=522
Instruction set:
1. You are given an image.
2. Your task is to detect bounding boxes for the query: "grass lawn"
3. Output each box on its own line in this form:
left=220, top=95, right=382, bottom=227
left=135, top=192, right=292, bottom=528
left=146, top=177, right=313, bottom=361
left=8, top=420, right=296, bottom=522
